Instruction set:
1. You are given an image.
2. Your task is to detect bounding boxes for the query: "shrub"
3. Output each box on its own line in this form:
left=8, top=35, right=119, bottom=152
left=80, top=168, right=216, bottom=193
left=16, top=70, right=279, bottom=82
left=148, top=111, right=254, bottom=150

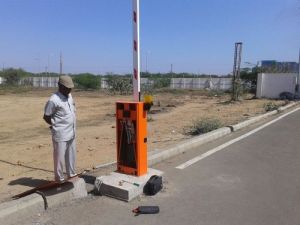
left=73, top=73, right=100, bottom=90
left=150, top=77, right=171, bottom=89
left=1, top=68, right=30, bottom=85
left=141, top=77, right=171, bottom=95
left=105, top=76, right=132, bottom=95
left=264, top=102, right=279, bottom=112
left=185, top=118, right=222, bottom=136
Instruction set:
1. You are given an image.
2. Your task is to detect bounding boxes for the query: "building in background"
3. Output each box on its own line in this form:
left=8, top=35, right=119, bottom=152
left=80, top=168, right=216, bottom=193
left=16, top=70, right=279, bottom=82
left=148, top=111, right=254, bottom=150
left=261, top=60, right=299, bottom=73
left=256, top=73, right=297, bottom=99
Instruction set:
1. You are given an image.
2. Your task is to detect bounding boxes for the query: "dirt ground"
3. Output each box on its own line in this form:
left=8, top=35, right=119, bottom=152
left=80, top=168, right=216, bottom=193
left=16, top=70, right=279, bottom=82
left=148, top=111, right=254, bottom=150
left=0, top=88, right=285, bottom=202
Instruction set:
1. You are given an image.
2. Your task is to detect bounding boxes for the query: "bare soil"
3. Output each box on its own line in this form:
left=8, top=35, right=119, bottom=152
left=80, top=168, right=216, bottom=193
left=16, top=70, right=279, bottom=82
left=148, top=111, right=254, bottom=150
left=0, top=88, right=285, bottom=202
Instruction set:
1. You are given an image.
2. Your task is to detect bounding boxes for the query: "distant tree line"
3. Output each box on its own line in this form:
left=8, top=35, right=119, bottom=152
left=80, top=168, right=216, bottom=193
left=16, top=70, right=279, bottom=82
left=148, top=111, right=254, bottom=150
left=0, top=67, right=259, bottom=91
left=0, top=68, right=229, bottom=86
left=0, top=68, right=31, bottom=85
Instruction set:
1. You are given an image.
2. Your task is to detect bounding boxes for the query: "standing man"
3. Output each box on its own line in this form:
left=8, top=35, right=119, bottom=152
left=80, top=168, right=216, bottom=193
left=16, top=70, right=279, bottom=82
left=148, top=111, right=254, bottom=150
left=43, top=75, right=77, bottom=182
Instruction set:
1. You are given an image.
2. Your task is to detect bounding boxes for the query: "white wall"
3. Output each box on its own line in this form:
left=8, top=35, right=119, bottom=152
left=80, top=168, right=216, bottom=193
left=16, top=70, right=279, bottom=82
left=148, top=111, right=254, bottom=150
left=100, top=77, right=232, bottom=90
left=256, top=73, right=297, bottom=98
left=170, top=78, right=232, bottom=90
left=20, top=77, right=59, bottom=87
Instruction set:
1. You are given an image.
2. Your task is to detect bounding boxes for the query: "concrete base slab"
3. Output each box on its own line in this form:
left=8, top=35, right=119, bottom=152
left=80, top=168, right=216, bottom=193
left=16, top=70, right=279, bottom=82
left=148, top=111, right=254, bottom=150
left=94, top=168, right=163, bottom=202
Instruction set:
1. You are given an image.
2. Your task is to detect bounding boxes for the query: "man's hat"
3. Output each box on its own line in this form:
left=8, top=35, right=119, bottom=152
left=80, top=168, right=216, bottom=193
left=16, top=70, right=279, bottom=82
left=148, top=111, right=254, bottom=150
left=58, top=75, right=74, bottom=89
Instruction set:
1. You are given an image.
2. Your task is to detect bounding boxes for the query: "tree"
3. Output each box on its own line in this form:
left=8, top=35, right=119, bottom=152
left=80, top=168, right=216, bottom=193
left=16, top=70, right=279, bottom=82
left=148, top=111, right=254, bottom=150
left=105, top=75, right=132, bottom=95
left=72, top=73, right=100, bottom=90
left=240, top=68, right=257, bottom=85
left=1, top=68, right=29, bottom=85
left=240, top=66, right=261, bottom=93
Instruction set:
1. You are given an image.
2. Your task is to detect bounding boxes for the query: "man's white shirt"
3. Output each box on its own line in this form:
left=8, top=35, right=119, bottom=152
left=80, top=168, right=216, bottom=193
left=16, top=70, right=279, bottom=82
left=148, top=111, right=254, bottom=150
left=44, top=92, right=76, bottom=142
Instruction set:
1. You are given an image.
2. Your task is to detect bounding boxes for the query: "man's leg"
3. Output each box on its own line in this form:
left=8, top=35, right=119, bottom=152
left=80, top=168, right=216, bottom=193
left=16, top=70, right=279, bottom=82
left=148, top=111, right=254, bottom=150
left=65, top=137, right=76, bottom=178
left=53, top=140, right=67, bottom=182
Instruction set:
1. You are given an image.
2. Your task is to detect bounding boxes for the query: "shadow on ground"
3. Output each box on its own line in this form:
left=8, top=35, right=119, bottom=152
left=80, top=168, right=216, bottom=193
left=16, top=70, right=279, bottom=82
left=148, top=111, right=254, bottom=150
left=8, top=177, right=49, bottom=188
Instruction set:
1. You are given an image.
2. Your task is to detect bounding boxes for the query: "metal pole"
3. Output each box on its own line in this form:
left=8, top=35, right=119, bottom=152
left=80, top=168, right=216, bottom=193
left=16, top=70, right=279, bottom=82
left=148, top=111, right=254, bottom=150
left=145, top=52, right=148, bottom=73
left=297, top=48, right=300, bottom=94
left=232, top=42, right=242, bottom=101
left=132, top=0, right=140, bottom=101
left=48, top=54, right=50, bottom=76
left=298, top=48, right=300, bottom=84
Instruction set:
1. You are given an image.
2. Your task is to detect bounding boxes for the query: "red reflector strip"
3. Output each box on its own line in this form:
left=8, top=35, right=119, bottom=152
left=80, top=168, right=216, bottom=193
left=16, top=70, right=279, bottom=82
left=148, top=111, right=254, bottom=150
left=134, top=40, right=137, bottom=51
left=134, top=69, right=137, bottom=80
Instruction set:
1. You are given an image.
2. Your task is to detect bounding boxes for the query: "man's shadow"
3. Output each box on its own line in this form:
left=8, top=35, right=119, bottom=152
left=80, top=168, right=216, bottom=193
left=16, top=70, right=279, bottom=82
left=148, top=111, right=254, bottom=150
left=8, top=174, right=96, bottom=198
left=9, top=177, right=74, bottom=198
left=8, top=177, right=49, bottom=188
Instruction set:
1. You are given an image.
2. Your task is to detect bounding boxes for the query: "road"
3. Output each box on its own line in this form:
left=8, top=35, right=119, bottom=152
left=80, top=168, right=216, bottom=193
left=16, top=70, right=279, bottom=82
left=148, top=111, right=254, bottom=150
left=9, top=108, right=300, bottom=225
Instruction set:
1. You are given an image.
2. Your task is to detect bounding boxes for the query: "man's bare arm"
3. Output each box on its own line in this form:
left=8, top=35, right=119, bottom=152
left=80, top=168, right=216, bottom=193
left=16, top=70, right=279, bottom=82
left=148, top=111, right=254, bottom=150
left=43, top=114, right=52, bottom=125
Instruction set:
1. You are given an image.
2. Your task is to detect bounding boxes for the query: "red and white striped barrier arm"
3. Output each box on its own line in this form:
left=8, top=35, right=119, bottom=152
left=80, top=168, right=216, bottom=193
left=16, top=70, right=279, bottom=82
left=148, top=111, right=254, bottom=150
left=132, top=0, right=140, bottom=101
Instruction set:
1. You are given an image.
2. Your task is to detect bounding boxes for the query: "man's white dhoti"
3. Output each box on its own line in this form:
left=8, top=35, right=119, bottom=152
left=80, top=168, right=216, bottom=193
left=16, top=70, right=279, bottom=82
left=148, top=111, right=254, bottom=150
left=52, top=138, right=76, bottom=182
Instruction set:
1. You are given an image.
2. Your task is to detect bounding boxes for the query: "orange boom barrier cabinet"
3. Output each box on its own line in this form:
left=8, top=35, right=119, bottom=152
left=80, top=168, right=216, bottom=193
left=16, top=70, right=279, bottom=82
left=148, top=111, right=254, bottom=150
left=116, top=101, right=147, bottom=176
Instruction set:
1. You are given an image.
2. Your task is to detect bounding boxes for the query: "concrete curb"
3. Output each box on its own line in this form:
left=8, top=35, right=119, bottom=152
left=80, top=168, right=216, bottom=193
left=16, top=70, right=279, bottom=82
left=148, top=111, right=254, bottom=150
left=229, top=110, right=278, bottom=132
left=229, top=102, right=298, bottom=132
left=0, top=193, right=44, bottom=220
left=0, top=178, right=87, bottom=221
left=277, top=102, right=297, bottom=112
left=148, top=127, right=231, bottom=166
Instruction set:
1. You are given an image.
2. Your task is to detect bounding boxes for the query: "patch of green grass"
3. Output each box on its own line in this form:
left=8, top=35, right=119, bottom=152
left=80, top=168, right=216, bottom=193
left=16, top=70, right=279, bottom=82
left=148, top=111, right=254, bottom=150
left=263, top=102, right=279, bottom=112
left=184, top=118, right=222, bottom=136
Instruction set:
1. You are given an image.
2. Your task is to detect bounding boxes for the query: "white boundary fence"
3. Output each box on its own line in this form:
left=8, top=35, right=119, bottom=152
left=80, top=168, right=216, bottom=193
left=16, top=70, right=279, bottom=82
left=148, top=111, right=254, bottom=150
left=170, top=78, right=232, bottom=90
left=19, top=76, right=232, bottom=90
left=101, top=77, right=232, bottom=90
left=20, top=77, right=59, bottom=88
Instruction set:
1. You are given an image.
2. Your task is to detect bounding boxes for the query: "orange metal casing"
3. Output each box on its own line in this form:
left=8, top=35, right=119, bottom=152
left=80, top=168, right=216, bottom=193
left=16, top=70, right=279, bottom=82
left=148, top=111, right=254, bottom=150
left=116, top=101, right=147, bottom=176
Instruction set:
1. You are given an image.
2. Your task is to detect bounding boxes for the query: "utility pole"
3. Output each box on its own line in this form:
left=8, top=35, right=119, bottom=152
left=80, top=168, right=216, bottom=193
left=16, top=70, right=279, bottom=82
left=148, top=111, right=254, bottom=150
left=60, top=52, right=63, bottom=75
left=47, top=54, right=50, bottom=76
left=145, top=53, right=148, bottom=73
left=232, top=42, right=243, bottom=101
left=297, top=48, right=300, bottom=95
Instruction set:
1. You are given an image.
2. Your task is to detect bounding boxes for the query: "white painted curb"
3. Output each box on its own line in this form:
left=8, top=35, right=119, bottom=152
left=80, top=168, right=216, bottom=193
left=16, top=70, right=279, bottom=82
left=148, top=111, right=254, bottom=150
left=230, top=102, right=299, bottom=132
left=0, top=178, right=87, bottom=221
left=148, top=127, right=231, bottom=165
left=229, top=110, right=278, bottom=131
left=0, top=193, right=44, bottom=220
left=277, top=102, right=297, bottom=112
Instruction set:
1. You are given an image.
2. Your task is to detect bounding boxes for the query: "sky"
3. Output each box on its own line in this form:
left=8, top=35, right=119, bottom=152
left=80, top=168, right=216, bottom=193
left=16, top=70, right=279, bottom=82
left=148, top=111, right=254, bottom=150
left=0, top=0, right=299, bottom=75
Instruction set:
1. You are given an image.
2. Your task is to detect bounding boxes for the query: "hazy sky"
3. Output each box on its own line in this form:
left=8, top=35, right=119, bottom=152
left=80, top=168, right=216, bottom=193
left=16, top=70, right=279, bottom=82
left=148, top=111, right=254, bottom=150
left=0, top=0, right=299, bottom=75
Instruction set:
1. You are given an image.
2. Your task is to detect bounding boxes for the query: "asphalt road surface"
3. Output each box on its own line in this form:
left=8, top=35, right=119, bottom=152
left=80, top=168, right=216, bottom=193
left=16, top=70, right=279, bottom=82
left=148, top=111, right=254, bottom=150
left=9, top=108, right=300, bottom=225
